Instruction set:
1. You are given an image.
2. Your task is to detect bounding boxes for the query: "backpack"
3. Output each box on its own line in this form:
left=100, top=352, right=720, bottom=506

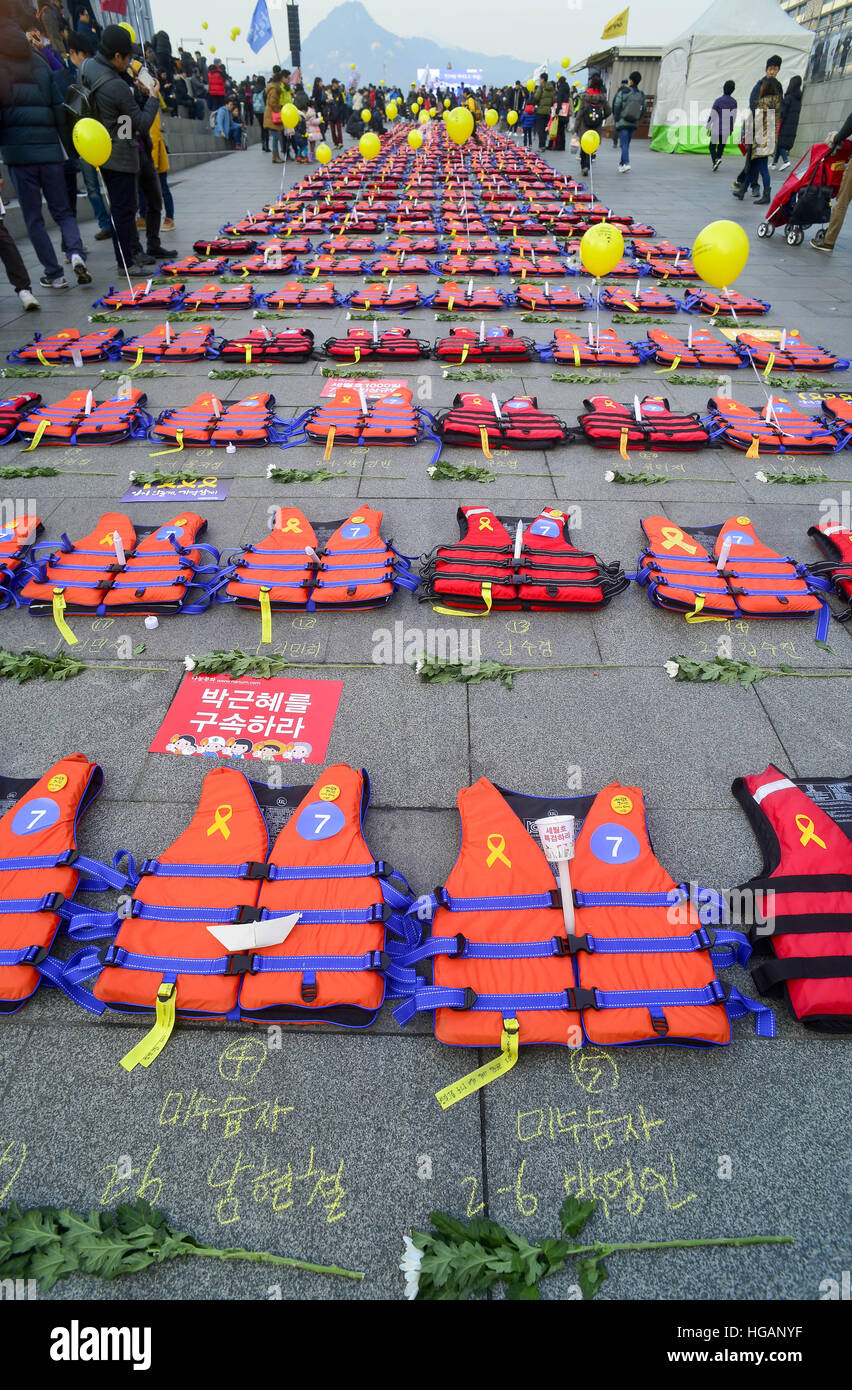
left=584, top=91, right=605, bottom=128
left=621, top=87, right=644, bottom=124
left=63, top=68, right=111, bottom=129
left=253, top=91, right=265, bottom=115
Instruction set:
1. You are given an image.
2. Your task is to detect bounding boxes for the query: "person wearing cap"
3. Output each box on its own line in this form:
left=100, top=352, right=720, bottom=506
left=67, top=30, right=111, bottom=239
left=80, top=24, right=160, bottom=275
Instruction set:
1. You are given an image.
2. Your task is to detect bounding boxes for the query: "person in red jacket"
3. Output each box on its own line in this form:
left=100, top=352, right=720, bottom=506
left=207, top=60, right=226, bottom=111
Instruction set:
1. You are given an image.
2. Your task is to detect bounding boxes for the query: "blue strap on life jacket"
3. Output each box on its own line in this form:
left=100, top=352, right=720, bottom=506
left=0, top=849, right=128, bottom=891
left=125, top=857, right=390, bottom=885
left=725, top=985, right=776, bottom=1037
left=393, top=978, right=730, bottom=1025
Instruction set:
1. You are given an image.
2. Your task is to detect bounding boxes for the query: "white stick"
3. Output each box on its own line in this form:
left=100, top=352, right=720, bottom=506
left=717, top=533, right=734, bottom=572
left=112, top=530, right=125, bottom=565
left=514, top=520, right=524, bottom=562
left=535, top=816, right=576, bottom=937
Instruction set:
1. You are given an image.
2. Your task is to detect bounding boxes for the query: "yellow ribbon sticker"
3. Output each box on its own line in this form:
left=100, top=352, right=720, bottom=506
left=52, top=589, right=77, bottom=646
left=660, top=527, right=698, bottom=554
left=486, top=833, right=511, bottom=869
left=120, top=982, right=176, bottom=1072
left=796, top=814, right=827, bottom=850
left=436, top=1019, right=519, bottom=1109
left=207, top=805, right=233, bottom=840
left=259, top=586, right=272, bottom=645
left=280, top=517, right=302, bottom=533
left=478, top=516, right=494, bottom=531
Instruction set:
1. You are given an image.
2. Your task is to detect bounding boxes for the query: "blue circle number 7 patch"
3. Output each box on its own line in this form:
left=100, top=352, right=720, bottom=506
left=296, top=801, right=345, bottom=840
left=11, top=797, right=60, bottom=837
left=589, top=823, right=640, bottom=865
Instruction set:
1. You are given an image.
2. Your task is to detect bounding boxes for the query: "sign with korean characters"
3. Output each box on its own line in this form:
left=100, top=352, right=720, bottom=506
left=150, top=675, right=343, bottom=763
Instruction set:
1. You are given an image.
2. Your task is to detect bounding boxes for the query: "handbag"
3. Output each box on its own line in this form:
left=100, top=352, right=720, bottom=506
left=271, top=110, right=282, bottom=125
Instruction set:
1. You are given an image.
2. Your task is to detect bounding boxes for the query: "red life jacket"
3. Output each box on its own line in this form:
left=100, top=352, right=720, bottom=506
left=433, top=326, right=534, bottom=363
left=807, top=520, right=852, bottom=612
left=369, top=254, right=434, bottom=275
left=9, top=327, right=122, bottom=365
left=193, top=237, right=257, bottom=256
left=507, top=236, right=563, bottom=255
left=514, top=283, right=588, bottom=311
left=646, top=327, right=741, bottom=369
left=298, top=386, right=426, bottom=454
left=87, top=763, right=415, bottom=1055
left=0, top=393, right=40, bottom=444
left=422, top=505, right=627, bottom=614
left=220, top=327, right=315, bottom=363
left=385, top=236, right=441, bottom=253
left=550, top=328, right=642, bottom=367
left=636, top=514, right=826, bottom=626
left=736, top=332, right=847, bottom=372
left=599, top=285, right=679, bottom=313
left=230, top=253, right=297, bottom=276
left=437, top=255, right=504, bottom=276
left=393, top=777, right=769, bottom=1056
left=644, top=255, right=698, bottom=279
left=263, top=280, right=338, bottom=309
left=20, top=512, right=215, bottom=617
left=320, top=236, right=379, bottom=253
left=321, top=327, right=429, bottom=361
left=256, top=234, right=313, bottom=253
left=0, top=754, right=124, bottom=1014
left=432, top=281, right=506, bottom=311
left=435, top=392, right=572, bottom=453
left=181, top=283, right=255, bottom=310
left=685, top=289, right=770, bottom=316
left=15, top=389, right=149, bottom=446
left=579, top=395, right=709, bottom=450
left=507, top=255, right=569, bottom=278
left=161, top=256, right=227, bottom=276
left=304, top=255, right=368, bottom=276
left=94, top=282, right=185, bottom=311
left=120, top=324, right=216, bottom=363
left=706, top=397, right=840, bottom=454
left=733, top=768, right=852, bottom=1031
left=0, top=513, right=41, bottom=605
left=225, top=505, right=416, bottom=613
left=346, top=282, right=422, bottom=311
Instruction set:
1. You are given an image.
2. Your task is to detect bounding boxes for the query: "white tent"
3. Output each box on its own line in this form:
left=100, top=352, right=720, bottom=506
left=650, top=0, right=812, bottom=153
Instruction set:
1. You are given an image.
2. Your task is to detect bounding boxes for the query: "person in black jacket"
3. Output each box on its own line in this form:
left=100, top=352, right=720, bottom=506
left=81, top=25, right=160, bottom=274
left=811, top=112, right=852, bottom=252
left=771, top=75, right=802, bottom=171
left=0, top=8, right=90, bottom=289
left=327, top=79, right=344, bottom=146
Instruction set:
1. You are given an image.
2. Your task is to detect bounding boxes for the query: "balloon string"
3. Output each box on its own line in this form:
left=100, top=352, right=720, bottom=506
left=722, top=284, right=777, bottom=419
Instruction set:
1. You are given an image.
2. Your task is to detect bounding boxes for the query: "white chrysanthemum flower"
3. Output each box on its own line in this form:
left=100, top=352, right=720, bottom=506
left=664, top=660, right=680, bottom=679
left=399, top=1236, right=423, bottom=1300
left=604, top=470, right=615, bottom=482
left=427, top=466, right=437, bottom=477
left=755, top=470, right=768, bottom=483
left=128, top=471, right=136, bottom=482
left=184, top=656, right=196, bottom=672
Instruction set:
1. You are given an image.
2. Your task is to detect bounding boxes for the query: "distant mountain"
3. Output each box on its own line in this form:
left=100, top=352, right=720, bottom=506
left=299, top=1, right=532, bottom=86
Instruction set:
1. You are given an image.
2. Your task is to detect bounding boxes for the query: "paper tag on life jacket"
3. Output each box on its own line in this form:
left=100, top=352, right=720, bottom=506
left=535, top=815, right=575, bottom=862
left=83, top=390, right=93, bottom=416
left=164, top=321, right=172, bottom=345
left=687, top=322, right=693, bottom=349
left=634, top=395, right=643, bottom=422
left=467, top=278, right=474, bottom=297
left=544, top=281, right=550, bottom=297
left=70, top=346, right=84, bottom=369
left=206, top=912, right=301, bottom=953
left=112, top=530, right=125, bottom=566
left=145, top=280, right=152, bottom=295
left=491, top=393, right=502, bottom=420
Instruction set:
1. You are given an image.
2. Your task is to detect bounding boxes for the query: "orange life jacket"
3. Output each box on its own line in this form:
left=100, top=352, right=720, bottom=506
left=0, top=754, right=125, bottom=1014
left=646, top=327, right=741, bottom=369
left=161, top=256, right=227, bottom=276
left=706, top=397, right=841, bottom=454
left=0, top=513, right=41, bottom=604
left=432, top=281, right=505, bottom=311
left=16, top=389, right=150, bottom=446
left=209, top=392, right=282, bottom=447
left=94, top=282, right=185, bottom=310
left=550, top=328, right=643, bottom=367
left=9, top=327, right=123, bottom=365
left=599, top=284, right=679, bottom=313
left=296, top=386, right=428, bottom=454
left=152, top=393, right=270, bottom=447
left=421, top=505, right=627, bottom=614
left=433, top=326, right=534, bottom=363
left=370, top=253, right=434, bottom=275
left=736, top=332, right=847, bottom=372
left=346, top=282, right=422, bottom=311
left=635, top=514, right=828, bottom=628
left=393, top=777, right=770, bottom=1052
left=180, top=283, right=255, bottom=310
left=230, top=253, right=297, bottom=276
left=20, top=511, right=216, bottom=617
left=223, top=505, right=418, bottom=613
left=514, top=283, right=588, bottom=311
left=684, top=289, right=770, bottom=316
left=732, top=768, right=852, bottom=1031
left=262, top=280, right=338, bottom=309
left=120, top=325, right=217, bottom=363
left=83, top=764, right=416, bottom=1056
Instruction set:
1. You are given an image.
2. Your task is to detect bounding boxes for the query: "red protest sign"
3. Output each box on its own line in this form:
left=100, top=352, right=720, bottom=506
left=150, top=674, right=343, bottom=763
left=320, top=377, right=409, bottom=398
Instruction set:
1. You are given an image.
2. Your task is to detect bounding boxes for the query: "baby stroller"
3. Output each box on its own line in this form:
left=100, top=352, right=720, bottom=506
left=757, top=140, right=851, bottom=245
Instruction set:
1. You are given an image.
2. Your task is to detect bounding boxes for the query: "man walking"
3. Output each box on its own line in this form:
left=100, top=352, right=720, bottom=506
left=0, top=11, right=90, bottom=289
left=733, top=55, right=782, bottom=198
left=534, top=71, right=556, bottom=150
left=612, top=70, right=644, bottom=172
left=81, top=24, right=160, bottom=275
left=811, top=112, right=852, bottom=252
left=67, top=31, right=112, bottom=240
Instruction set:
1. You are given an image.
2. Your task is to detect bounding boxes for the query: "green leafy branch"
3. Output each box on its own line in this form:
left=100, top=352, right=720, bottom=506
left=253, top=311, right=294, bottom=320
left=0, top=647, right=155, bottom=682
left=442, top=367, right=514, bottom=381
left=552, top=370, right=619, bottom=383
left=347, top=311, right=395, bottom=322
left=412, top=656, right=620, bottom=690
left=209, top=368, right=274, bottom=380
left=427, top=460, right=497, bottom=482
left=665, top=655, right=848, bottom=687
left=187, top=648, right=373, bottom=678
left=101, top=368, right=168, bottom=379
left=0, top=1199, right=362, bottom=1292
left=90, top=313, right=226, bottom=323
left=605, top=468, right=731, bottom=485
left=2, top=367, right=78, bottom=379
left=267, top=466, right=343, bottom=484
left=405, top=1197, right=791, bottom=1301
left=754, top=468, right=834, bottom=485
left=434, top=312, right=477, bottom=322
left=321, top=366, right=383, bottom=378
left=519, top=313, right=573, bottom=324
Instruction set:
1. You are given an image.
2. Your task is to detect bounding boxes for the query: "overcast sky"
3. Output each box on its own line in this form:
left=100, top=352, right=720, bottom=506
left=150, top=0, right=711, bottom=70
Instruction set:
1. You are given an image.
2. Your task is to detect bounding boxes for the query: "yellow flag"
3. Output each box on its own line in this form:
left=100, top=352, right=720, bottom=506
left=601, top=6, right=629, bottom=39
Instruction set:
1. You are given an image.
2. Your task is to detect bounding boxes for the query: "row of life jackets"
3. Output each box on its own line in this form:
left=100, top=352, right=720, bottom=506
left=579, top=396, right=711, bottom=451
left=419, top=505, right=628, bottom=614
left=7, top=327, right=124, bottom=365
left=14, top=389, right=151, bottom=447
left=645, top=330, right=848, bottom=373
left=705, top=397, right=848, bottom=455
left=288, top=386, right=435, bottom=458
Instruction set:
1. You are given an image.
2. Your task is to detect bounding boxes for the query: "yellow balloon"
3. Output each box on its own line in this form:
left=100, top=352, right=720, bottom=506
left=579, top=222, right=625, bottom=278
left=485, top=108, right=498, bottom=127
left=443, top=98, right=450, bottom=108
left=692, top=220, right=750, bottom=289
left=201, top=20, right=208, bottom=28
left=234, top=26, right=240, bottom=35
left=442, top=110, right=450, bottom=121
left=407, top=130, right=423, bottom=150
left=411, top=100, right=419, bottom=113
left=507, top=109, right=518, bottom=126
left=418, top=109, right=429, bottom=124
left=447, top=106, right=474, bottom=145
left=361, top=108, right=372, bottom=122
left=580, top=129, right=600, bottom=154
left=386, top=100, right=398, bottom=119
left=72, top=116, right=112, bottom=168
left=561, top=55, right=570, bottom=67
left=350, top=63, right=356, bottom=69
left=526, top=79, right=536, bottom=92
left=209, top=45, right=216, bottom=53
left=359, top=131, right=380, bottom=160
left=281, top=103, right=300, bottom=129
left=316, top=143, right=332, bottom=165
left=430, top=109, right=437, bottom=119
left=118, top=21, right=136, bottom=41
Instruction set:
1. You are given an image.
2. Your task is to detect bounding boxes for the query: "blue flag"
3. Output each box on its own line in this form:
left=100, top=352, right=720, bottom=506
left=247, top=0, right=273, bottom=54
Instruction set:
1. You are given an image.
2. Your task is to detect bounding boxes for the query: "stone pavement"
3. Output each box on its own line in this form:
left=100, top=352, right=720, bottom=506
left=0, top=134, right=849, bottom=1302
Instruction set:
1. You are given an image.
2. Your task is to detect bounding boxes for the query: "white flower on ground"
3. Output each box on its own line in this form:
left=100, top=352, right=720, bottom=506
left=755, top=470, right=768, bottom=483
left=399, top=1236, right=423, bottom=1300
left=664, top=660, right=680, bottom=679
left=414, top=657, right=425, bottom=673
left=427, top=466, right=437, bottom=477
left=604, top=470, right=615, bottom=482
left=128, top=471, right=136, bottom=482
left=184, top=655, right=196, bottom=672
left=266, top=463, right=276, bottom=478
